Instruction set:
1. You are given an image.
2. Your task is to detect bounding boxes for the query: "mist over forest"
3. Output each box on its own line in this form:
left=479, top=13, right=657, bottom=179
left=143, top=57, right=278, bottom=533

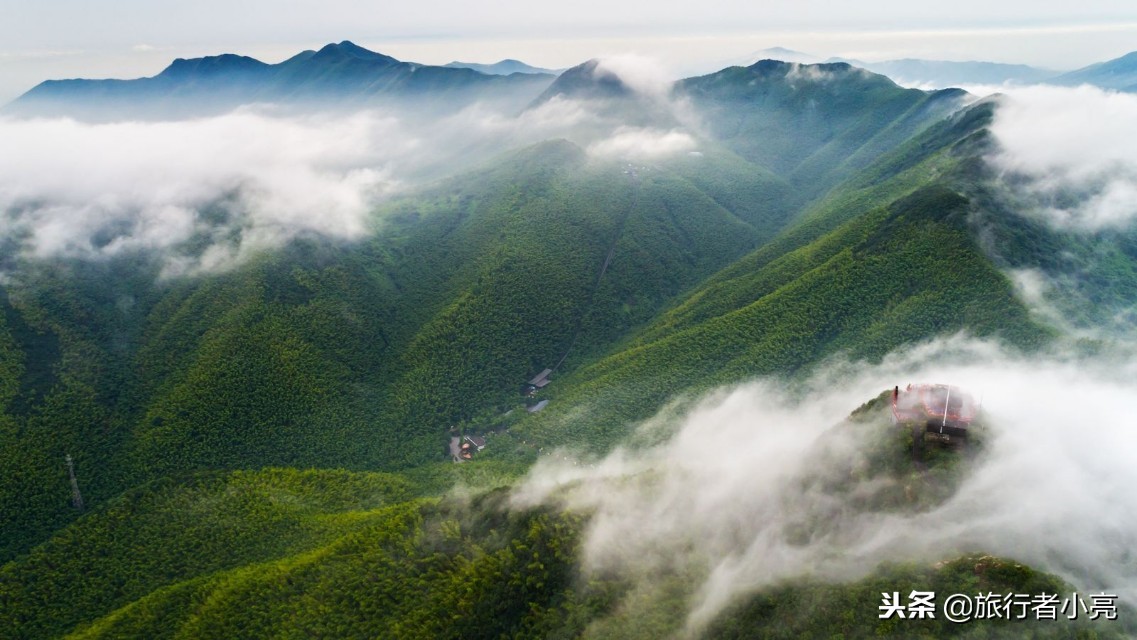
left=2, top=35, right=1136, bottom=639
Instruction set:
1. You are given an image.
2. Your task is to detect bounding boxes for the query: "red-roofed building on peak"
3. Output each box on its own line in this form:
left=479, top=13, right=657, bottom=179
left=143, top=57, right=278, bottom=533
left=891, top=383, right=978, bottom=440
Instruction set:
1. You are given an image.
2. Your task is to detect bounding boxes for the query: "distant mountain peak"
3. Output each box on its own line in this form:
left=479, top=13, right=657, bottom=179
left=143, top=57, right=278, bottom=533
left=5, top=39, right=556, bottom=120
left=558, top=59, right=626, bottom=90
left=443, top=58, right=561, bottom=76
left=712, top=47, right=821, bottom=70
left=1054, top=50, right=1137, bottom=91
left=526, top=58, right=634, bottom=107
left=1082, top=50, right=1137, bottom=70
left=828, top=57, right=1057, bottom=88
left=157, top=54, right=269, bottom=79
left=750, top=47, right=820, bottom=64
left=312, top=40, right=399, bottom=65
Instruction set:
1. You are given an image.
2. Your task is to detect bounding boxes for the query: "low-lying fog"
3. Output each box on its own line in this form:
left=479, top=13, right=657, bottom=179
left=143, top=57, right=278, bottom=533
left=514, top=337, right=1137, bottom=632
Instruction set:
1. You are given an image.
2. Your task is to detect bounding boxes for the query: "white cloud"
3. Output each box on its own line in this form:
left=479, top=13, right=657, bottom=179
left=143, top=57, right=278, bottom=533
left=785, top=61, right=842, bottom=84
left=0, top=110, right=410, bottom=274
left=0, top=98, right=614, bottom=276
left=514, top=336, right=1137, bottom=632
left=594, top=54, right=675, bottom=98
left=988, top=84, right=1137, bottom=231
left=587, top=126, right=696, bottom=159
left=0, top=85, right=704, bottom=276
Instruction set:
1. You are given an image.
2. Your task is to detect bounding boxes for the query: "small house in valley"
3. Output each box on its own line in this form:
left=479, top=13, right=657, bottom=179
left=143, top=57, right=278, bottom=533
left=523, top=368, right=553, bottom=395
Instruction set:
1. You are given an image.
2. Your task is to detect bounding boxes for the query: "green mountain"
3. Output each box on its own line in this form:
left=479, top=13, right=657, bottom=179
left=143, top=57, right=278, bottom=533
left=2, top=55, right=1133, bottom=637
left=677, top=61, right=968, bottom=198
left=0, top=134, right=800, bottom=560
left=529, top=59, right=636, bottom=106
left=1, top=398, right=1127, bottom=639
left=514, top=100, right=1055, bottom=451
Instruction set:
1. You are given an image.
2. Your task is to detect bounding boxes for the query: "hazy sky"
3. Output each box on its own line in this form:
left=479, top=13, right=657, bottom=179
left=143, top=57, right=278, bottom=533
left=3, top=1, right=1137, bottom=103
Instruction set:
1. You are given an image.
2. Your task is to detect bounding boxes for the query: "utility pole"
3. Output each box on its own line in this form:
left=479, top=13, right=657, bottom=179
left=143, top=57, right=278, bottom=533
left=65, top=454, right=84, bottom=511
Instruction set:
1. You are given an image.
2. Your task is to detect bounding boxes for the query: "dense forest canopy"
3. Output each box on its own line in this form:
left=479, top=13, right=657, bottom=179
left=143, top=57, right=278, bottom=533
left=2, top=44, right=1136, bottom=638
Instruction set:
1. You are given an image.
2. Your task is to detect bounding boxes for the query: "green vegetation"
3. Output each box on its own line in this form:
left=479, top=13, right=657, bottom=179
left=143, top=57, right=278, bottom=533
left=708, top=555, right=1127, bottom=639
left=797, top=390, right=986, bottom=517
left=0, top=469, right=611, bottom=640
left=967, top=176, right=1137, bottom=334
left=3, top=62, right=1135, bottom=637
left=2, top=410, right=1125, bottom=639
left=678, top=61, right=965, bottom=201
left=515, top=182, right=1049, bottom=452
left=0, top=138, right=798, bottom=559
left=0, top=469, right=414, bottom=639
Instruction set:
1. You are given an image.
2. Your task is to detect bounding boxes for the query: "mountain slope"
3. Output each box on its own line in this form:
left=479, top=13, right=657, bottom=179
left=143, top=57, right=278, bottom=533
left=512, top=101, right=1050, bottom=451
left=529, top=59, right=633, bottom=105
left=6, top=54, right=1136, bottom=640
left=1052, top=50, right=1137, bottom=92
left=0, top=137, right=800, bottom=558
left=837, top=57, right=1056, bottom=87
left=676, top=60, right=967, bottom=201
left=0, top=62, right=1054, bottom=561
left=2, top=404, right=1126, bottom=639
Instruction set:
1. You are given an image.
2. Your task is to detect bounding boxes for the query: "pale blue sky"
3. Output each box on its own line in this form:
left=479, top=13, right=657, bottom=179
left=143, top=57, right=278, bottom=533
left=3, top=1, right=1137, bottom=103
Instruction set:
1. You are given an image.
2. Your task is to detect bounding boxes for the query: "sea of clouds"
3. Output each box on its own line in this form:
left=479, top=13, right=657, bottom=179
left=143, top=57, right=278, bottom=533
left=0, top=57, right=701, bottom=276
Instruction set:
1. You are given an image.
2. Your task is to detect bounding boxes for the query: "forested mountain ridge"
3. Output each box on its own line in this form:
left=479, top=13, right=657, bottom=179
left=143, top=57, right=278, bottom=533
left=0, top=58, right=989, bottom=550
left=2, top=403, right=1129, bottom=639
left=513, top=99, right=1060, bottom=451
left=2, top=50, right=1135, bottom=638
left=676, top=60, right=968, bottom=195
left=0, top=135, right=799, bottom=559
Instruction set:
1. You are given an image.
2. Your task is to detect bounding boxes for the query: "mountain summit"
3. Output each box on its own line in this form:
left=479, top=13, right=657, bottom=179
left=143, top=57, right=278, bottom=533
left=527, top=59, right=633, bottom=106
left=312, top=40, right=399, bottom=63
left=157, top=53, right=270, bottom=80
